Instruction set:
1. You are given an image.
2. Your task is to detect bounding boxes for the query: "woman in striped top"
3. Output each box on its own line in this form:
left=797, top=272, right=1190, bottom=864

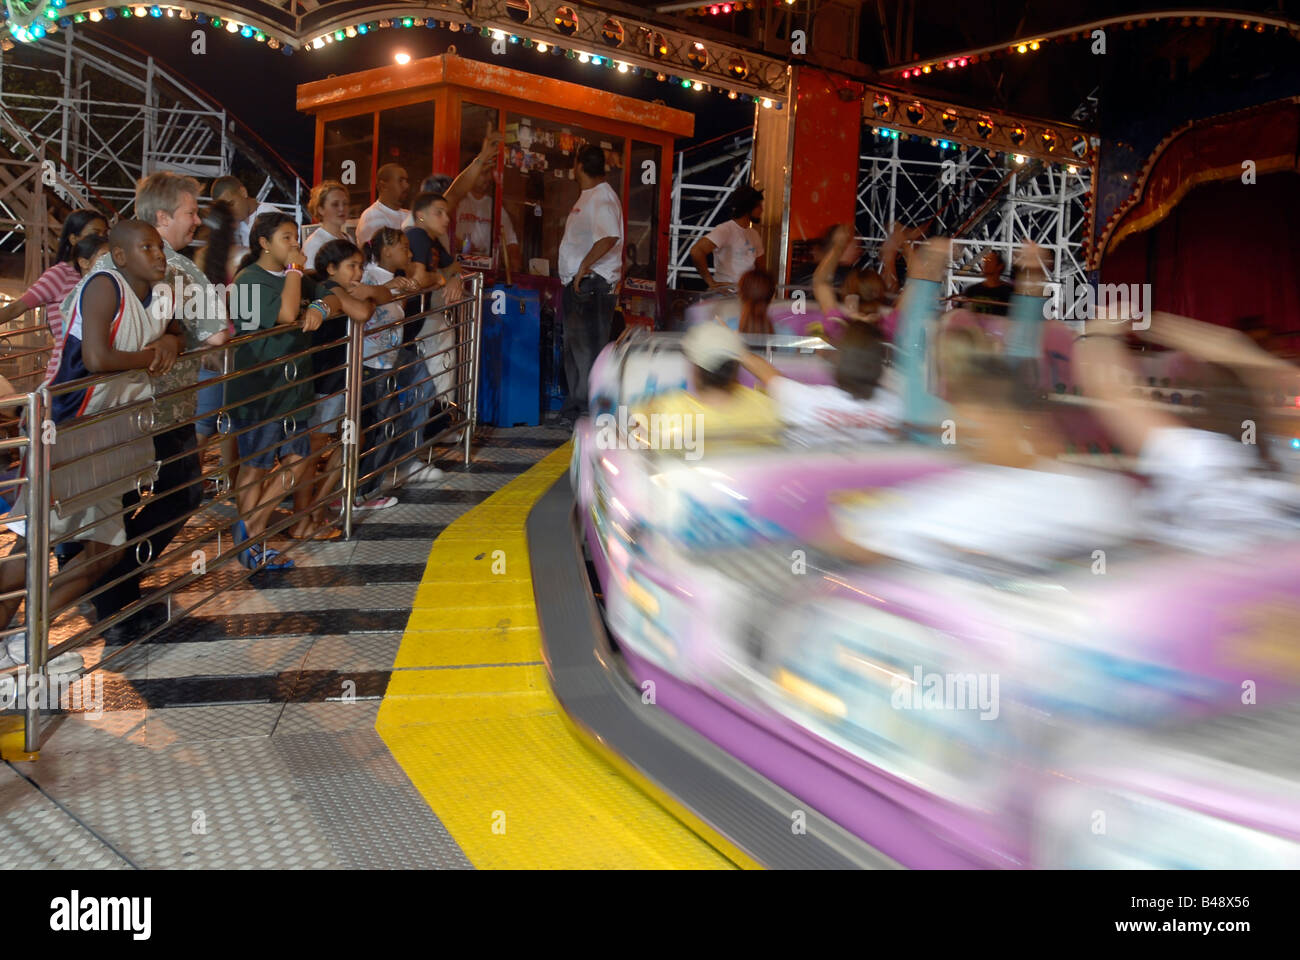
left=0, top=209, right=109, bottom=382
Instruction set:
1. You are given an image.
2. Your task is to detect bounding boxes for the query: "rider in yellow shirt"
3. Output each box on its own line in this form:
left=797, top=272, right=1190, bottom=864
left=638, top=323, right=780, bottom=455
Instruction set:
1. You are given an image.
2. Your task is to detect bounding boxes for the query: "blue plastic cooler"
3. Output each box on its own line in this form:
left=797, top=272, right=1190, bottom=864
left=478, top=284, right=541, bottom=427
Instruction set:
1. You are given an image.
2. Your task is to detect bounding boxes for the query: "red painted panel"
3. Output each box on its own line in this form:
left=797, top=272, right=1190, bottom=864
left=432, top=89, right=458, bottom=184
left=788, top=68, right=862, bottom=244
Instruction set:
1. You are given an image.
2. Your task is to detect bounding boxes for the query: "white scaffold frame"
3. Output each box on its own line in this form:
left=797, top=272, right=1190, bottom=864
left=0, top=26, right=305, bottom=282
left=855, top=132, right=1093, bottom=305
left=667, top=128, right=754, bottom=289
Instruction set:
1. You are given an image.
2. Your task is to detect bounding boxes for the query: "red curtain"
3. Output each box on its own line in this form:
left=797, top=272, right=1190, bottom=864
left=1101, top=172, right=1300, bottom=341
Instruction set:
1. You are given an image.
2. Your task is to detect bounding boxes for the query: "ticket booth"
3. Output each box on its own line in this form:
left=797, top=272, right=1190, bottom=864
left=296, top=53, right=694, bottom=329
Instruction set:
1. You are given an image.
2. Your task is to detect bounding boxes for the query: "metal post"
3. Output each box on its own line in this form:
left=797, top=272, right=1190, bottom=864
left=219, top=110, right=229, bottom=176
left=343, top=315, right=364, bottom=537
left=24, top=389, right=51, bottom=754
left=466, top=273, right=483, bottom=466
left=888, top=135, right=900, bottom=233
left=670, top=150, right=681, bottom=287
left=60, top=27, right=73, bottom=191
left=1055, top=166, right=1068, bottom=288
left=142, top=57, right=155, bottom=181
left=776, top=65, right=796, bottom=287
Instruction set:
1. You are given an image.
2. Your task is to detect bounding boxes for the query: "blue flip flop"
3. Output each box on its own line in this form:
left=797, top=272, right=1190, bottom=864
left=233, top=520, right=295, bottom=572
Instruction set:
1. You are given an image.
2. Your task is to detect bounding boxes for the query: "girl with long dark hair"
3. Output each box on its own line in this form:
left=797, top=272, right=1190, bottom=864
left=0, top=208, right=109, bottom=383
left=306, top=237, right=401, bottom=521
left=737, top=268, right=775, bottom=335
left=355, top=227, right=433, bottom=495
left=192, top=199, right=241, bottom=488
left=226, top=212, right=373, bottom=567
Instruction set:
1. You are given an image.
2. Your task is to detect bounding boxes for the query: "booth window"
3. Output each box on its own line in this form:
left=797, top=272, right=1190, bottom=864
left=502, top=112, right=624, bottom=277
left=626, top=141, right=659, bottom=283
left=454, top=102, right=502, bottom=263
left=322, top=113, right=373, bottom=219
left=377, top=103, right=434, bottom=196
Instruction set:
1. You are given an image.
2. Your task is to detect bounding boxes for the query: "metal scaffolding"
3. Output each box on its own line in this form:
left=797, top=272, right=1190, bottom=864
left=667, top=128, right=753, bottom=288
left=855, top=132, right=1093, bottom=303
left=667, top=124, right=1092, bottom=299
left=0, top=26, right=305, bottom=283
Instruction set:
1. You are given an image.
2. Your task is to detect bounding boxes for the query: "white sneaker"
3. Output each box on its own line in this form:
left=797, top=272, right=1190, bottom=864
left=46, top=650, right=85, bottom=675
left=398, top=460, right=445, bottom=484
left=0, top=634, right=82, bottom=675
left=411, top=463, right=445, bottom=483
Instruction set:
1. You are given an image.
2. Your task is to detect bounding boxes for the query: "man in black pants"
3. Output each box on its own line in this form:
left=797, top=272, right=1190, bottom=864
left=96, top=173, right=229, bottom=641
left=558, top=145, right=624, bottom=425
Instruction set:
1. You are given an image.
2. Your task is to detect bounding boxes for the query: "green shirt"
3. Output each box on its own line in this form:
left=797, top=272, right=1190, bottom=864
left=225, top=264, right=324, bottom=423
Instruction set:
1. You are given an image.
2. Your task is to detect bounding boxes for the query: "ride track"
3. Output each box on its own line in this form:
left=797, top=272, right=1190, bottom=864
left=526, top=467, right=898, bottom=869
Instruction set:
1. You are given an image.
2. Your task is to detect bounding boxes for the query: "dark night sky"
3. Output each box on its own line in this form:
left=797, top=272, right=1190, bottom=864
left=68, top=19, right=754, bottom=181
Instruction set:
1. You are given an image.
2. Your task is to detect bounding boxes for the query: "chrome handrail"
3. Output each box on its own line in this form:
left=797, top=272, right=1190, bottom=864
left=3, top=277, right=484, bottom=755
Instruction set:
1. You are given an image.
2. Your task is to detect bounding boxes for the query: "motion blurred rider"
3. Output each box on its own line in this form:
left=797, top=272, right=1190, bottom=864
left=637, top=323, right=779, bottom=452
left=739, top=322, right=902, bottom=442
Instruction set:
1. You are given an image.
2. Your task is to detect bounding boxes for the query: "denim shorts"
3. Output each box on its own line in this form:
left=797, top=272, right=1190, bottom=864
left=195, top=367, right=223, bottom=438
left=233, top=414, right=312, bottom=469
left=311, top=391, right=346, bottom=432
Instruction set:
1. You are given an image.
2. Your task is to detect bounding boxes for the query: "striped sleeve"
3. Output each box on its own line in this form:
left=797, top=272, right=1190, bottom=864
left=19, top=262, right=78, bottom=309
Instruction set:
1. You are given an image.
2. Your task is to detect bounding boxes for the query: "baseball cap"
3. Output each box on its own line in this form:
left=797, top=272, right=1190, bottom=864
left=683, top=322, right=744, bottom=372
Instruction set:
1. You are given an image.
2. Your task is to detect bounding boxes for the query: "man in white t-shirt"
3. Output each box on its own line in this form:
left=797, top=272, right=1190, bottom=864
left=691, top=185, right=765, bottom=289
left=211, top=175, right=279, bottom=248
left=557, top=145, right=623, bottom=424
left=740, top=322, right=902, bottom=442
left=356, top=164, right=410, bottom=247
left=454, top=165, right=521, bottom=272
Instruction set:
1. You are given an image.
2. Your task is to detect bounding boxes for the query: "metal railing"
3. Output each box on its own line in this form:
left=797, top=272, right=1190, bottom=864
left=0, top=273, right=483, bottom=754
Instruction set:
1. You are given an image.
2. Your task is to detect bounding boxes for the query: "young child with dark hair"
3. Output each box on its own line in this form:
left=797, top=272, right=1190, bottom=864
left=357, top=228, right=442, bottom=493
left=226, top=212, right=373, bottom=567
left=0, top=208, right=109, bottom=384
left=0, top=220, right=175, bottom=673
left=306, top=238, right=402, bottom=520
